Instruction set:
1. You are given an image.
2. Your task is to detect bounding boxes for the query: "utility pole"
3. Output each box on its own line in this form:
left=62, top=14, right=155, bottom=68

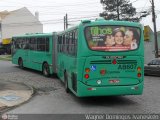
left=64, top=16, right=66, bottom=30
left=116, top=0, right=120, bottom=20
left=151, top=0, right=159, bottom=58
left=65, top=13, right=68, bottom=29
left=63, top=13, right=68, bottom=30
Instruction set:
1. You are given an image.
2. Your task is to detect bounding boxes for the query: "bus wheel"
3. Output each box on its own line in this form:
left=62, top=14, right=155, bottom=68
left=18, top=58, right=23, bottom=69
left=64, top=72, right=70, bottom=93
left=42, top=63, right=50, bottom=77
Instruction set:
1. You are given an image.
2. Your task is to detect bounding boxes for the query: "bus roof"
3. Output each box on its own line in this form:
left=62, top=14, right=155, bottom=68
left=57, top=18, right=142, bottom=35
left=80, top=18, right=142, bottom=27
left=58, top=26, right=78, bottom=35
left=12, top=33, right=54, bottom=38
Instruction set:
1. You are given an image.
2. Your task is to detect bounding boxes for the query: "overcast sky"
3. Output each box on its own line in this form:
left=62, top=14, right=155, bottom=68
left=0, top=0, right=160, bottom=32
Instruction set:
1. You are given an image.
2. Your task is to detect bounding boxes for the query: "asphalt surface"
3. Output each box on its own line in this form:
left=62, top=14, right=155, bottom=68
left=0, top=61, right=33, bottom=113
left=0, top=81, right=31, bottom=91
left=0, top=61, right=20, bottom=73
left=0, top=61, right=160, bottom=120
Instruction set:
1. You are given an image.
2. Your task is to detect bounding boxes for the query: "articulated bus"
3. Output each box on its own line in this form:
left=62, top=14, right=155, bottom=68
left=12, top=33, right=56, bottom=77
left=12, top=18, right=144, bottom=97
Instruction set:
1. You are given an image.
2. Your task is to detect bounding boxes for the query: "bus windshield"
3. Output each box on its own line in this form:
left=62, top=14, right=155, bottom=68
left=85, top=26, right=140, bottom=51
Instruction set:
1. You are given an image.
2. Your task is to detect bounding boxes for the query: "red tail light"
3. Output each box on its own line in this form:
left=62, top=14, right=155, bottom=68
left=84, top=74, right=89, bottom=79
left=100, top=69, right=106, bottom=75
left=112, top=59, right=117, bottom=64
left=137, top=73, right=141, bottom=77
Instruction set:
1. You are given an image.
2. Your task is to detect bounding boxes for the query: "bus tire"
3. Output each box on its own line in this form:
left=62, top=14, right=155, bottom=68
left=64, top=72, right=70, bottom=93
left=18, top=58, right=23, bottom=69
left=42, top=63, right=50, bottom=77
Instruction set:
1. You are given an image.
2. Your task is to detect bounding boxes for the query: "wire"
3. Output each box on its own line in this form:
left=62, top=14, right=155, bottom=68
left=0, top=1, right=99, bottom=8
left=131, top=0, right=141, bottom=3
left=2, top=15, right=99, bottom=27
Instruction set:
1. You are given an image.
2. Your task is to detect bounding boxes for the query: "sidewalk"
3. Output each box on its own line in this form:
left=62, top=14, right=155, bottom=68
left=0, top=81, right=34, bottom=111
left=0, top=55, right=12, bottom=61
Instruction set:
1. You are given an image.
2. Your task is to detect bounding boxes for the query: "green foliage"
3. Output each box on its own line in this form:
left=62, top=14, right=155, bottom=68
left=100, top=0, right=148, bottom=22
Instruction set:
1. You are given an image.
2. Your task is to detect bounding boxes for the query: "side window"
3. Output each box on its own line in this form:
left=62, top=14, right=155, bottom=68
left=57, top=29, right=78, bottom=56
left=68, top=32, right=72, bottom=55
left=62, top=35, right=65, bottom=53
left=71, top=32, right=75, bottom=56
left=17, top=38, right=22, bottom=49
left=151, top=60, right=156, bottom=65
left=22, top=38, right=26, bottom=49
left=24, top=38, right=29, bottom=49
left=65, top=33, right=69, bottom=53
left=12, top=38, right=16, bottom=50
left=155, top=60, right=160, bottom=65
left=66, top=29, right=78, bottom=56
left=74, top=29, right=78, bottom=56
left=30, top=37, right=37, bottom=51
left=72, top=29, right=78, bottom=56
left=46, top=37, right=49, bottom=52
left=37, top=37, right=45, bottom=51
left=57, top=36, right=61, bottom=52
left=37, top=37, right=49, bottom=52
left=15, top=38, right=20, bottom=49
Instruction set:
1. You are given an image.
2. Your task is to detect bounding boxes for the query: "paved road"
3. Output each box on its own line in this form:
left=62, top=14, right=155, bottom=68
left=0, top=61, right=20, bottom=73
left=0, top=61, right=160, bottom=115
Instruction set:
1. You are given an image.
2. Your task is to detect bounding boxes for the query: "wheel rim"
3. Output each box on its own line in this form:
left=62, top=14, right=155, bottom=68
left=43, top=63, right=49, bottom=76
left=65, top=79, right=68, bottom=89
left=65, top=72, right=69, bottom=93
left=19, top=59, right=23, bottom=68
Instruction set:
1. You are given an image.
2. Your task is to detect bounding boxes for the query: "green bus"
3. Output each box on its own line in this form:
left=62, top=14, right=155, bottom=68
left=12, top=33, right=57, bottom=77
left=12, top=19, right=144, bottom=97
left=56, top=19, right=144, bottom=97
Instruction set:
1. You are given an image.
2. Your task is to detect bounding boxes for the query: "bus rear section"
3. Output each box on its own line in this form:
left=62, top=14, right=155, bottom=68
left=77, top=56, right=143, bottom=97
left=76, top=22, right=144, bottom=97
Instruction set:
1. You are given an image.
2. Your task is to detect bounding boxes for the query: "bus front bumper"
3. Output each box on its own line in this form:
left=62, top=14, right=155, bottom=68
left=76, top=81, right=143, bottom=97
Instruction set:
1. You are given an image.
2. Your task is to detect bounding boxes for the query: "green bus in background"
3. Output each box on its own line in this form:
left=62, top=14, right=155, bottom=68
left=12, top=33, right=57, bottom=77
left=12, top=18, right=144, bottom=97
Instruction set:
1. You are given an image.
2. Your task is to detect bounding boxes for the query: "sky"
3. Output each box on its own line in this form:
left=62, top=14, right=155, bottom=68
left=0, top=0, right=160, bottom=33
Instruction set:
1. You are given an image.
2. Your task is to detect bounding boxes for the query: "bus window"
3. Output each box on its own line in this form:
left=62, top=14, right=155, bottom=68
left=30, top=37, right=37, bottom=51
left=68, top=32, right=72, bottom=55
left=57, top=36, right=61, bottom=52
left=72, top=30, right=78, bottom=56
left=15, top=38, right=19, bottom=49
left=85, top=26, right=140, bottom=51
left=24, top=38, right=29, bottom=49
left=65, top=33, right=69, bottom=53
left=62, top=35, right=65, bottom=53
left=37, top=37, right=45, bottom=51
left=46, top=37, right=49, bottom=52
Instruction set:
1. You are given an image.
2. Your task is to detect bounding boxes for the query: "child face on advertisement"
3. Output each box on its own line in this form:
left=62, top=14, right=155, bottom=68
left=105, top=35, right=115, bottom=46
left=114, top=31, right=124, bottom=45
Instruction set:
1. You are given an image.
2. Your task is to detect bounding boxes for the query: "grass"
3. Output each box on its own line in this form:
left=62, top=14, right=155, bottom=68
left=0, top=55, right=12, bottom=61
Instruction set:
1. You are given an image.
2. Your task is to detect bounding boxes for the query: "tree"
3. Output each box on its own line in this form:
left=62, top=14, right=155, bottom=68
left=100, top=0, right=149, bottom=22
